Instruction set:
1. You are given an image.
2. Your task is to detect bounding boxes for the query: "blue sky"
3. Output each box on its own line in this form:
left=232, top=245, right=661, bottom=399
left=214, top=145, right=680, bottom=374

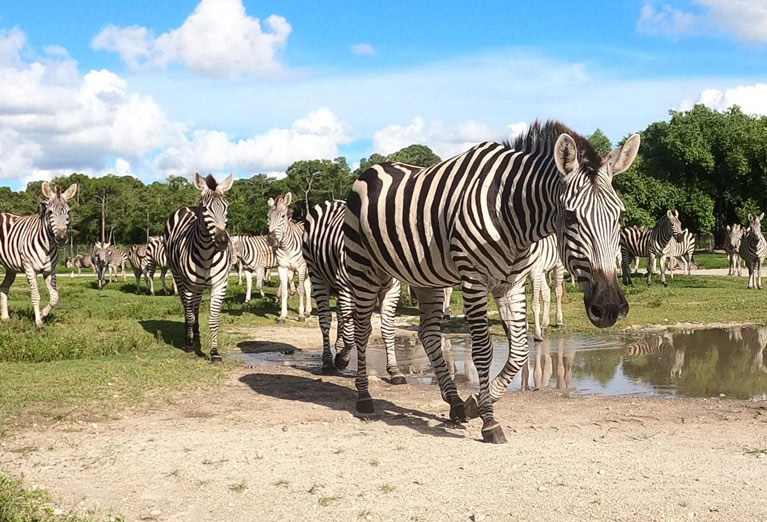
left=0, top=0, right=765, bottom=190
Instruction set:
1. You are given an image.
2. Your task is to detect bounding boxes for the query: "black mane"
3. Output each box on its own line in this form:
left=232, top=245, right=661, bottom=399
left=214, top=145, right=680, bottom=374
left=205, top=174, right=218, bottom=191
left=504, top=120, right=603, bottom=175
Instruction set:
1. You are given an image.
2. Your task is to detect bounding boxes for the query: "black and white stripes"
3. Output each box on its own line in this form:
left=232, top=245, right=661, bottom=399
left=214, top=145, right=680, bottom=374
left=146, top=235, right=177, bottom=295
left=165, top=172, right=234, bottom=361
left=619, top=210, right=683, bottom=286
left=0, top=182, right=78, bottom=326
left=739, top=212, right=766, bottom=289
left=230, top=233, right=289, bottom=301
left=344, top=120, right=638, bottom=443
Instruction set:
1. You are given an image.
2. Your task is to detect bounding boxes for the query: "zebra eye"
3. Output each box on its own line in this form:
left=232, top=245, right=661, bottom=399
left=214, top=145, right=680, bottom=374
left=564, top=210, right=578, bottom=226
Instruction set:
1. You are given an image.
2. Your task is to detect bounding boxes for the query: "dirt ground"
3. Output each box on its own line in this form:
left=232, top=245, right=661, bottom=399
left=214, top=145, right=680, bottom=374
left=2, top=323, right=767, bottom=522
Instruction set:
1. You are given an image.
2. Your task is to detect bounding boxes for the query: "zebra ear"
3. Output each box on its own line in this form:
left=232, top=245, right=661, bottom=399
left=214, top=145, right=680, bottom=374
left=727, top=225, right=731, bottom=232
left=749, top=213, right=754, bottom=222
left=284, top=192, right=293, bottom=206
left=554, top=134, right=579, bottom=177
left=267, top=197, right=275, bottom=208
left=667, top=210, right=674, bottom=219
left=760, top=212, right=765, bottom=221
left=41, top=182, right=54, bottom=200
left=61, top=183, right=77, bottom=201
left=194, top=172, right=207, bottom=192
left=674, top=209, right=679, bottom=218
left=216, top=173, right=234, bottom=194
left=605, top=134, right=640, bottom=178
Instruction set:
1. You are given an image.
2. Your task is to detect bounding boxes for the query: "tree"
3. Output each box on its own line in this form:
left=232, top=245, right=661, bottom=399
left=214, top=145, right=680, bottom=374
left=587, top=129, right=612, bottom=156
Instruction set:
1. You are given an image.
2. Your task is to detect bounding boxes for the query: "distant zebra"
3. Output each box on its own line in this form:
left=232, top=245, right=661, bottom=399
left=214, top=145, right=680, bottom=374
left=529, top=234, right=566, bottom=342
left=165, top=172, right=234, bottom=361
left=725, top=224, right=746, bottom=276
left=91, top=242, right=111, bottom=290
left=231, top=233, right=293, bottom=301
left=661, top=228, right=696, bottom=277
left=304, top=199, right=407, bottom=382
left=146, top=235, right=178, bottom=295
left=0, top=182, right=78, bottom=326
left=267, top=193, right=312, bottom=323
left=625, top=332, right=684, bottom=378
left=404, top=285, right=455, bottom=319
left=344, top=120, right=638, bottom=443
left=739, top=212, right=766, bottom=290
left=65, top=254, right=92, bottom=277
left=129, top=243, right=150, bottom=294
left=620, top=210, right=683, bottom=287
left=106, top=245, right=127, bottom=282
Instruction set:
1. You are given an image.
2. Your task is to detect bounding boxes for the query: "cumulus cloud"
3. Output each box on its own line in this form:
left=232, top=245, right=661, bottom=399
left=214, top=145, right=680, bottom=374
left=373, top=117, right=524, bottom=159
left=350, top=43, right=375, bottom=55
left=679, top=83, right=767, bottom=115
left=154, top=108, right=352, bottom=177
left=92, top=0, right=291, bottom=76
left=638, top=1, right=767, bottom=43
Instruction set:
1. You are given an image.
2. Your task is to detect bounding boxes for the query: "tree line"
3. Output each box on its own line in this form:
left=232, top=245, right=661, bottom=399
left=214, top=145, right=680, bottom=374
left=1, top=105, right=765, bottom=251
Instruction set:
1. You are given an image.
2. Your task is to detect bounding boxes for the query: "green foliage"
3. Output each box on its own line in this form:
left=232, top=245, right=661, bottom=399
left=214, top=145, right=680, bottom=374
left=587, top=128, right=612, bottom=156
left=354, top=144, right=441, bottom=177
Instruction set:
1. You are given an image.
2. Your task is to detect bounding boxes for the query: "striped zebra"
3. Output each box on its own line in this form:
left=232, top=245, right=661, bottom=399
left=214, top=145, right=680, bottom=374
left=146, top=235, right=178, bottom=295
left=619, top=211, right=683, bottom=287
left=91, top=242, right=111, bottom=289
left=65, top=254, right=92, bottom=277
left=725, top=224, right=745, bottom=276
left=165, top=172, right=234, bottom=361
left=739, top=212, right=766, bottom=290
left=267, top=193, right=312, bottom=323
left=625, top=332, right=684, bottom=378
left=129, top=243, right=150, bottom=294
left=106, top=244, right=127, bottom=282
left=0, top=182, right=78, bottom=326
left=304, top=199, right=406, bottom=382
left=661, top=228, right=695, bottom=277
left=529, top=234, right=566, bottom=342
left=344, top=120, right=638, bottom=443
left=231, top=233, right=293, bottom=301
left=405, top=285, right=455, bottom=319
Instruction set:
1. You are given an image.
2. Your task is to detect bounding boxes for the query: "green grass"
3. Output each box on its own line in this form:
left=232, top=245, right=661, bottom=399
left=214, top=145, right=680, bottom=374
left=691, top=252, right=730, bottom=270
left=0, top=474, right=91, bottom=521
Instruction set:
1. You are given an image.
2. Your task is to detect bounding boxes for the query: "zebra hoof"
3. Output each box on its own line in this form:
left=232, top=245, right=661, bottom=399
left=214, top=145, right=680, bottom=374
left=481, top=421, right=507, bottom=444
left=334, top=353, right=351, bottom=370
left=276, top=317, right=286, bottom=324
left=442, top=314, right=451, bottom=321
left=297, top=315, right=306, bottom=322
left=321, top=362, right=336, bottom=375
left=464, top=394, right=480, bottom=420
left=662, top=282, right=668, bottom=287
left=210, top=354, right=223, bottom=364
left=390, top=375, right=407, bottom=386
left=449, top=398, right=467, bottom=423
left=356, top=393, right=374, bottom=414
left=533, top=333, right=543, bottom=342
left=556, top=322, right=564, bottom=328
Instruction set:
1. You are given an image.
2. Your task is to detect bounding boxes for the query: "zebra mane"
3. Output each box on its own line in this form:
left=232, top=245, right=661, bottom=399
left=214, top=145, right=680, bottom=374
left=204, top=174, right=218, bottom=191
left=504, top=120, right=603, bottom=176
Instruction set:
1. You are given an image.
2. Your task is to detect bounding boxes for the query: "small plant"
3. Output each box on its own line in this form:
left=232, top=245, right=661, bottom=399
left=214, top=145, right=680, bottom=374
left=319, top=495, right=341, bottom=507
left=274, top=479, right=289, bottom=487
left=369, top=459, right=380, bottom=467
left=228, top=480, right=247, bottom=493
left=358, top=509, right=373, bottom=520
left=378, top=484, right=395, bottom=494
left=744, top=446, right=767, bottom=456
left=333, top=448, right=346, bottom=455
left=308, top=484, right=323, bottom=495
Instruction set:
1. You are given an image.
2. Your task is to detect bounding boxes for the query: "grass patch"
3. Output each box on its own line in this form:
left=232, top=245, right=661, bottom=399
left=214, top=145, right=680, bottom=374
left=378, top=484, right=395, bottom=494
left=318, top=495, right=341, bottom=507
left=0, top=473, right=91, bottom=521
left=228, top=481, right=247, bottom=493
left=744, top=447, right=767, bottom=456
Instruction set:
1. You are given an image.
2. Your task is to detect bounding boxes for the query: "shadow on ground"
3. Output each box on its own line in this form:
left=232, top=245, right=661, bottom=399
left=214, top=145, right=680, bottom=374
left=139, top=319, right=206, bottom=358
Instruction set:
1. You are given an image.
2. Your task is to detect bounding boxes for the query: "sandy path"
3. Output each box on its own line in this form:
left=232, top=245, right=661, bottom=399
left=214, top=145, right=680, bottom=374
left=2, top=360, right=766, bottom=522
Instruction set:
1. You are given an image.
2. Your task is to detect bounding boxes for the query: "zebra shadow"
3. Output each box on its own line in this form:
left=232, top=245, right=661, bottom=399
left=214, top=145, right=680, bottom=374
left=239, top=372, right=466, bottom=439
left=139, top=319, right=206, bottom=358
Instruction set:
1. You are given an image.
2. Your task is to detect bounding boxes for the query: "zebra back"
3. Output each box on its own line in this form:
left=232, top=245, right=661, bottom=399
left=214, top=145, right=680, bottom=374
left=303, top=200, right=347, bottom=289
left=129, top=244, right=149, bottom=271
left=234, top=234, right=277, bottom=272
left=146, top=235, right=170, bottom=269
left=107, top=245, right=127, bottom=269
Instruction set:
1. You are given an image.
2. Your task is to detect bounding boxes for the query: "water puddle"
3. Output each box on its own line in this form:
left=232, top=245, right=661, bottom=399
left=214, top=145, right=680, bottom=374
left=233, top=326, right=767, bottom=400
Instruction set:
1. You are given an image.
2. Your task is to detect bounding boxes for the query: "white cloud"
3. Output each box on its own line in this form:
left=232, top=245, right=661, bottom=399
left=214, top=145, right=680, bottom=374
left=351, top=43, right=375, bottom=55
left=154, top=108, right=351, bottom=177
left=638, top=1, right=767, bottom=43
left=92, top=0, right=291, bottom=77
left=679, top=83, right=767, bottom=115
left=637, top=4, right=703, bottom=36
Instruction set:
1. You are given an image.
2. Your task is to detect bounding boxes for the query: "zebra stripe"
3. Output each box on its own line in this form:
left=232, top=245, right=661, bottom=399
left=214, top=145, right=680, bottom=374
left=165, top=172, right=234, bottom=361
left=528, top=234, right=566, bottom=342
left=739, top=212, right=767, bottom=290
left=625, top=332, right=684, bottom=378
left=91, top=242, right=111, bottom=289
left=304, top=199, right=406, bottom=381
left=107, top=245, right=127, bottom=283
left=129, top=243, right=150, bottom=293
left=230, top=233, right=291, bottom=301
left=725, top=224, right=746, bottom=276
left=0, top=182, right=77, bottom=326
left=661, top=228, right=696, bottom=277
left=344, top=120, right=637, bottom=443
left=146, top=235, right=177, bottom=295
left=267, top=193, right=312, bottom=322
left=619, top=210, right=683, bottom=286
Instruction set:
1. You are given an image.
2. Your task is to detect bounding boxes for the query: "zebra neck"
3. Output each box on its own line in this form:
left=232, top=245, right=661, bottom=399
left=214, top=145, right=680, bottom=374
left=34, top=216, right=56, bottom=256
left=194, top=207, right=215, bottom=249
left=497, top=165, right=561, bottom=247
left=651, top=220, right=673, bottom=249
left=276, top=223, right=301, bottom=254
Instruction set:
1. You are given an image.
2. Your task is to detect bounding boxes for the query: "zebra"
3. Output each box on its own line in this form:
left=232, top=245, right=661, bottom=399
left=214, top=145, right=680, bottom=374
left=725, top=224, right=746, bottom=276
left=619, top=211, right=683, bottom=287
left=165, top=172, right=234, bottom=361
left=106, top=244, right=127, bottom=282
left=660, top=228, right=696, bottom=277
left=739, top=212, right=766, bottom=290
left=129, top=243, right=150, bottom=294
left=625, top=331, right=684, bottom=378
left=267, top=193, right=312, bottom=323
left=528, top=234, right=566, bottom=342
left=146, top=235, right=178, bottom=295
left=65, top=254, right=92, bottom=277
left=344, top=120, right=638, bottom=443
left=231, top=233, right=294, bottom=302
left=0, top=182, right=78, bottom=327
left=404, top=285, right=455, bottom=319
left=91, top=242, right=111, bottom=289
left=303, top=199, right=407, bottom=382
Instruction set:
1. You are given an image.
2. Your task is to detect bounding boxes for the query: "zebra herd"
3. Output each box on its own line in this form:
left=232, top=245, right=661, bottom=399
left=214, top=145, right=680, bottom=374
left=4, top=119, right=767, bottom=443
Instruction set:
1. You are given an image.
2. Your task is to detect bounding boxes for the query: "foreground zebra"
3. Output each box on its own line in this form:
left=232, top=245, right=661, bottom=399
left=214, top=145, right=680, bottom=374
left=129, top=243, right=150, bottom=293
left=726, top=224, right=745, bottom=276
left=661, top=228, right=696, bottom=277
left=91, top=242, right=111, bottom=289
left=739, top=212, right=766, bottom=290
left=231, top=233, right=293, bottom=301
left=344, top=120, right=638, bottom=443
left=619, top=210, right=683, bottom=287
left=0, top=182, right=78, bottom=326
left=65, top=254, right=92, bottom=277
left=267, top=194, right=312, bottom=322
left=304, top=199, right=407, bottom=382
left=165, top=172, right=233, bottom=360
left=146, top=235, right=177, bottom=295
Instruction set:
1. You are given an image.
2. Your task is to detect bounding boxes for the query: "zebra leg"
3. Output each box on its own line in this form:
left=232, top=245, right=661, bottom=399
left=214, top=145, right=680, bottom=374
left=289, top=270, right=297, bottom=296
left=554, top=264, right=564, bottom=327
left=659, top=254, right=669, bottom=286
left=160, top=268, right=169, bottom=295
left=303, top=270, right=313, bottom=316
left=488, top=282, right=528, bottom=403
left=413, top=287, right=463, bottom=420
left=297, top=267, right=308, bottom=322
left=256, top=267, right=266, bottom=298
left=179, top=289, right=197, bottom=351
left=148, top=267, right=156, bottom=296
left=133, top=268, right=142, bottom=294
left=312, top=279, right=334, bottom=373
left=238, top=262, right=243, bottom=286
left=541, top=272, right=552, bottom=335
left=208, top=281, right=227, bottom=362
left=0, top=271, right=16, bottom=321
left=244, top=269, right=253, bottom=303
left=122, top=263, right=126, bottom=282
left=620, top=249, right=633, bottom=286
left=443, top=286, right=453, bottom=319
left=334, top=288, right=355, bottom=371
left=352, top=282, right=380, bottom=414
left=758, top=259, right=763, bottom=290
left=40, top=271, right=58, bottom=320
left=531, top=268, right=544, bottom=342
left=647, top=254, right=655, bottom=286
left=379, top=279, right=406, bottom=385
left=23, top=267, right=43, bottom=327
left=632, top=256, right=640, bottom=276
left=276, top=266, right=290, bottom=323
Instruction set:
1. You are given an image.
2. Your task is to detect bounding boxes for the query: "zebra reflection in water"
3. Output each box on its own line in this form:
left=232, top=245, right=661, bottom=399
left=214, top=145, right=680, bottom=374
left=521, top=338, right=574, bottom=391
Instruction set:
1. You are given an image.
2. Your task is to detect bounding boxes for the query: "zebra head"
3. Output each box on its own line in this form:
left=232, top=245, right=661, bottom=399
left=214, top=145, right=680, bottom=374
left=664, top=210, right=684, bottom=241
left=554, top=132, right=640, bottom=328
left=726, top=223, right=745, bottom=248
left=194, top=172, right=234, bottom=252
left=92, top=242, right=110, bottom=267
left=65, top=257, right=74, bottom=268
left=40, top=182, right=77, bottom=247
left=266, top=193, right=293, bottom=249
left=747, top=212, right=765, bottom=237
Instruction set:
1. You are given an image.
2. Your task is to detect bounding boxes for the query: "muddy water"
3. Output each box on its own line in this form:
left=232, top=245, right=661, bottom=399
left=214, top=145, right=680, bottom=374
left=234, top=326, right=767, bottom=400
